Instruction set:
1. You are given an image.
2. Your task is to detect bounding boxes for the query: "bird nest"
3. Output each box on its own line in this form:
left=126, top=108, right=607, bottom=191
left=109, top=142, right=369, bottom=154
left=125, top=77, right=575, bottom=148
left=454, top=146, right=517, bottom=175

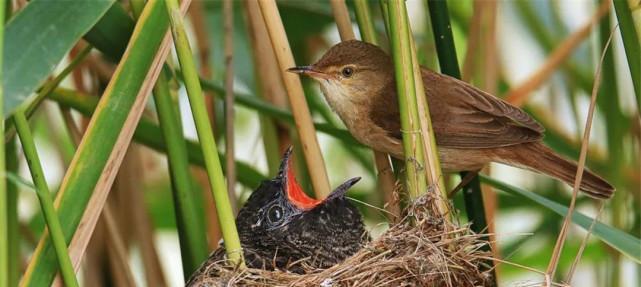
left=193, top=190, right=494, bottom=286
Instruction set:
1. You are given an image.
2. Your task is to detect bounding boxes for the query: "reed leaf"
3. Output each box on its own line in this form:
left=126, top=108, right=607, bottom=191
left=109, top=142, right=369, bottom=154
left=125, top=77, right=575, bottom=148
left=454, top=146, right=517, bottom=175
left=613, top=0, right=641, bottom=112
left=481, top=176, right=641, bottom=263
left=21, top=1, right=174, bottom=285
left=2, top=0, right=114, bottom=118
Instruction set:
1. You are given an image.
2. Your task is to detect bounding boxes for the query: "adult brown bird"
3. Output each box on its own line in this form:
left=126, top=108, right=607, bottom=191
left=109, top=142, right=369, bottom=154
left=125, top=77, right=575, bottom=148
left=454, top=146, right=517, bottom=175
left=288, top=40, right=614, bottom=199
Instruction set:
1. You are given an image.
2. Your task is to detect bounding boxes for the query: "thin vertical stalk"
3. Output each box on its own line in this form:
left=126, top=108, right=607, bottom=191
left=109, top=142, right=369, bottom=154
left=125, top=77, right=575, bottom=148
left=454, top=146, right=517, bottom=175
left=387, top=0, right=427, bottom=199
left=427, top=0, right=495, bottom=283
left=596, top=9, right=625, bottom=286
left=258, top=0, right=330, bottom=199
left=6, top=138, right=19, bottom=287
left=188, top=0, right=223, bottom=249
left=152, top=70, right=209, bottom=275
left=243, top=0, right=286, bottom=174
left=406, top=23, right=449, bottom=211
left=223, top=0, right=237, bottom=210
left=341, top=0, right=399, bottom=219
left=101, top=205, right=136, bottom=287
left=131, top=0, right=209, bottom=276
left=353, top=0, right=377, bottom=43
left=258, top=0, right=331, bottom=198
left=0, top=2, right=7, bottom=286
left=330, top=0, right=356, bottom=40
left=545, top=23, right=615, bottom=280
left=14, top=111, right=79, bottom=287
left=165, top=0, right=244, bottom=266
left=613, top=0, right=641, bottom=115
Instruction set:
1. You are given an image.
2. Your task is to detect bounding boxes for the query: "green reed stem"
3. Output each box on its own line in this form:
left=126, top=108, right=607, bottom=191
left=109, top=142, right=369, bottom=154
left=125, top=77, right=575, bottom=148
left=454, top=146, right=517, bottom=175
left=165, top=0, right=244, bottom=266
left=5, top=137, right=18, bottom=287
left=131, top=0, right=208, bottom=276
left=0, top=1, right=6, bottom=285
left=353, top=0, right=378, bottom=44
left=427, top=0, right=495, bottom=284
left=13, top=110, right=79, bottom=287
left=387, top=0, right=428, bottom=199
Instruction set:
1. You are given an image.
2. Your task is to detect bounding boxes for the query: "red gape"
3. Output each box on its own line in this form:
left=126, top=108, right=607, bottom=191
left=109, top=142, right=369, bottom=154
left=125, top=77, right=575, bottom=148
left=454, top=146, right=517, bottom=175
left=286, top=158, right=321, bottom=209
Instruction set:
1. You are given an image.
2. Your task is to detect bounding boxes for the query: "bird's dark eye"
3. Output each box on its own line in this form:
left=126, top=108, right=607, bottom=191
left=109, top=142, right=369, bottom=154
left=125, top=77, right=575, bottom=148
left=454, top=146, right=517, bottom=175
left=267, top=205, right=284, bottom=224
left=341, top=67, right=354, bottom=78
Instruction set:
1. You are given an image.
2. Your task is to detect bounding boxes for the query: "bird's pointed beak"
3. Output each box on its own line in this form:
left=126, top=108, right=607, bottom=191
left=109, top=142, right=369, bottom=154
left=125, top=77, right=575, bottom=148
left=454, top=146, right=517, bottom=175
left=287, top=66, right=313, bottom=74
left=287, top=65, right=331, bottom=80
left=277, top=146, right=322, bottom=209
left=325, top=177, right=361, bottom=201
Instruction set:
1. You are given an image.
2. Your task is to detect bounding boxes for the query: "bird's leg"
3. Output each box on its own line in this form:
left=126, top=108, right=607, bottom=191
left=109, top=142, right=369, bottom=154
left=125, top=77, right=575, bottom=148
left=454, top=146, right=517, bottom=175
left=447, top=169, right=482, bottom=198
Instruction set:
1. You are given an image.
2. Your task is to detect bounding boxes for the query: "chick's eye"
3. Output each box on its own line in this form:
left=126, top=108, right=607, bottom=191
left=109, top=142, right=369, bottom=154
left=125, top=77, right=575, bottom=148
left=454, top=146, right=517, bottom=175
left=267, top=205, right=284, bottom=224
left=341, top=67, right=354, bottom=78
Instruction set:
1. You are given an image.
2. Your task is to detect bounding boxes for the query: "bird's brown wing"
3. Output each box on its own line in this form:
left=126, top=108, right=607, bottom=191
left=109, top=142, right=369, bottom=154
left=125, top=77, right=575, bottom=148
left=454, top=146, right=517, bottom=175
left=424, top=70, right=544, bottom=149
left=370, top=69, right=544, bottom=149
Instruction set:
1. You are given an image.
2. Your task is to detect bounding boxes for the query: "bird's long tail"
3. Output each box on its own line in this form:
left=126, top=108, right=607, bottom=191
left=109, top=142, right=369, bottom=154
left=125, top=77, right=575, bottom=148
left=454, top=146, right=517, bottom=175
left=494, top=142, right=614, bottom=199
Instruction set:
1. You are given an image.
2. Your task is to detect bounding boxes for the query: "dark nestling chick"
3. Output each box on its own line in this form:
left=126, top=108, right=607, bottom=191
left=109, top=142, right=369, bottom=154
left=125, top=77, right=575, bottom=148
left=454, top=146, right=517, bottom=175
left=186, top=147, right=368, bottom=286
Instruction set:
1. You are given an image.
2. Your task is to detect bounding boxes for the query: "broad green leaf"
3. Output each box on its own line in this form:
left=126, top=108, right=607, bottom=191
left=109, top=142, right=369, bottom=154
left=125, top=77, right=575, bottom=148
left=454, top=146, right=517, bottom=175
left=3, top=0, right=115, bottom=118
left=481, top=175, right=641, bottom=263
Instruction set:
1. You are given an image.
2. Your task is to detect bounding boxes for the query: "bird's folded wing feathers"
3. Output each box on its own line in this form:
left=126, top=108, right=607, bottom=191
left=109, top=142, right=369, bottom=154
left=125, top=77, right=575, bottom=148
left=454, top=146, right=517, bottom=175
left=372, top=69, right=545, bottom=149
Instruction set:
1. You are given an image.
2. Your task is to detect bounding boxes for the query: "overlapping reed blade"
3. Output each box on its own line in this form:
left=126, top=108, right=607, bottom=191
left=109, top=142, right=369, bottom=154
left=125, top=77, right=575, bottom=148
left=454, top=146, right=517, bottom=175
left=332, top=0, right=399, bottom=219
left=165, top=0, right=244, bottom=266
left=0, top=3, right=7, bottom=286
left=131, top=0, right=209, bottom=276
left=545, top=23, right=616, bottom=280
left=386, top=0, right=428, bottom=199
left=258, top=0, right=331, bottom=198
left=21, top=1, right=186, bottom=285
left=13, top=110, right=79, bottom=287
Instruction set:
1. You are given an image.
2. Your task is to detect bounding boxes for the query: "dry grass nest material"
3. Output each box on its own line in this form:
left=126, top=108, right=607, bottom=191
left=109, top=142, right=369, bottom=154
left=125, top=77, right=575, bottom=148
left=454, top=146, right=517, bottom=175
left=195, top=192, right=494, bottom=286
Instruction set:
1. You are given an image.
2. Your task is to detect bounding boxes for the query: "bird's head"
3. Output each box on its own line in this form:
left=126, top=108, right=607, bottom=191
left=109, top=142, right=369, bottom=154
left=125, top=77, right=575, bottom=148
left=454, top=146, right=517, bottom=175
left=287, top=40, right=394, bottom=112
left=235, top=147, right=367, bottom=269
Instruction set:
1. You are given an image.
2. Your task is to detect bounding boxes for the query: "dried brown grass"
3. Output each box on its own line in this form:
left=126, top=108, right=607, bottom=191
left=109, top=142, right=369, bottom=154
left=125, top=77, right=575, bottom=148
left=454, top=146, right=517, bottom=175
left=191, top=190, right=493, bottom=287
